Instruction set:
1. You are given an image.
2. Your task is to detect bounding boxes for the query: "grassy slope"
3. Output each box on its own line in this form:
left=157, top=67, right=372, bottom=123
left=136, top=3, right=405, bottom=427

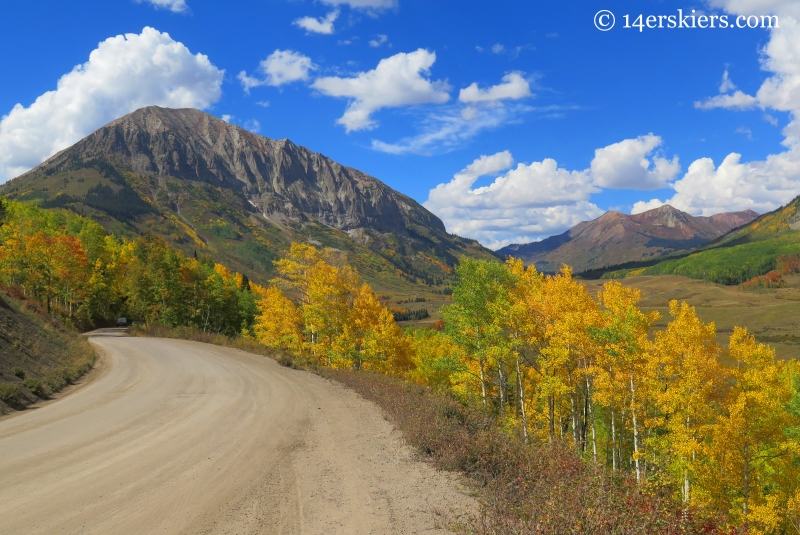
left=583, top=274, right=800, bottom=360
left=1, top=162, right=496, bottom=300
left=0, top=289, right=96, bottom=414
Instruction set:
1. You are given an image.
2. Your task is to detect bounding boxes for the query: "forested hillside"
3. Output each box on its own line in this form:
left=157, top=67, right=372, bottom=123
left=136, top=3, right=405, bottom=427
left=0, top=198, right=95, bottom=413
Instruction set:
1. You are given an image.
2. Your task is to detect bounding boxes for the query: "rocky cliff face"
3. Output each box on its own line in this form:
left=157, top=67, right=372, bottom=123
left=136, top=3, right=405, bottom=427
left=37, top=106, right=445, bottom=235
left=498, top=205, right=759, bottom=273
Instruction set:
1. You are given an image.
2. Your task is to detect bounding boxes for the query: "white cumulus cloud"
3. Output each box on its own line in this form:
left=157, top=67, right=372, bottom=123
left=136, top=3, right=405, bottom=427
left=311, top=49, right=450, bottom=132
left=136, top=0, right=188, bottom=13
left=590, top=134, right=680, bottom=190
left=424, top=151, right=603, bottom=248
left=639, top=2, right=800, bottom=216
left=0, top=27, right=223, bottom=183
left=423, top=134, right=684, bottom=246
left=459, top=72, right=533, bottom=104
left=294, top=9, right=339, bottom=34
left=632, top=149, right=800, bottom=215
left=238, top=50, right=316, bottom=92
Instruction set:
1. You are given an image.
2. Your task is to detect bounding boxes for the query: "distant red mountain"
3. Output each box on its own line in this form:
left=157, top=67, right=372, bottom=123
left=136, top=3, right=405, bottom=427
left=498, top=205, right=759, bottom=273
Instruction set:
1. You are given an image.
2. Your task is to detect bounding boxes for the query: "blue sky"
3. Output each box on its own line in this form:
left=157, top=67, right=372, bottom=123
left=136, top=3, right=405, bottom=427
left=2, top=0, right=799, bottom=249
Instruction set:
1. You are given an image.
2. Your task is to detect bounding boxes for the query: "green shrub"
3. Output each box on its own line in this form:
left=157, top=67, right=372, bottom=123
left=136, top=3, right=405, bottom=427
left=277, top=353, right=298, bottom=369
left=22, top=378, right=46, bottom=398
left=11, top=367, right=25, bottom=379
left=0, top=383, right=21, bottom=404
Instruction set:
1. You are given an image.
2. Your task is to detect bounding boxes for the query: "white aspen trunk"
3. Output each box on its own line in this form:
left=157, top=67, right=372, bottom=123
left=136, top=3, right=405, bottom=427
left=498, top=363, right=507, bottom=415
left=611, top=407, right=617, bottom=471
left=516, top=357, right=529, bottom=442
left=682, top=416, right=691, bottom=507
left=570, top=392, right=579, bottom=447
left=479, top=357, right=487, bottom=409
left=587, top=377, right=597, bottom=462
left=683, top=468, right=690, bottom=504
left=476, top=332, right=487, bottom=410
left=630, top=372, right=641, bottom=485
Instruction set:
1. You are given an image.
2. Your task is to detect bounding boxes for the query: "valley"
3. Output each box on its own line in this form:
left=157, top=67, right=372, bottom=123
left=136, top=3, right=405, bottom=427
left=583, top=273, right=800, bottom=361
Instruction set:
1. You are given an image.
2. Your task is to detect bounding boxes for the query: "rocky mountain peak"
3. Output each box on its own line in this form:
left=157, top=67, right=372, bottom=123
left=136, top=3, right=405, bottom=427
left=32, top=106, right=445, bottom=235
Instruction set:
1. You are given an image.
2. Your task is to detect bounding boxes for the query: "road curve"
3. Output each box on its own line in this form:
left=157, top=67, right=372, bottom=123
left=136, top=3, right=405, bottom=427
left=0, top=336, right=473, bottom=534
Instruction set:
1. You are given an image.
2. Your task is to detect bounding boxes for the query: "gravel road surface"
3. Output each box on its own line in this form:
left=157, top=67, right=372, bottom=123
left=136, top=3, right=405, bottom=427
left=0, top=336, right=473, bottom=534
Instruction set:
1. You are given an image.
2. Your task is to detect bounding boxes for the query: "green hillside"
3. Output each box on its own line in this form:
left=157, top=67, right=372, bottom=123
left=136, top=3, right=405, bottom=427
left=603, top=196, right=800, bottom=284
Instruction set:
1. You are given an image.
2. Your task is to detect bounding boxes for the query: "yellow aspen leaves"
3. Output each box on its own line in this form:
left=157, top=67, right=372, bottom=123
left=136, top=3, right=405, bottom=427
left=255, top=242, right=413, bottom=372
left=253, top=285, right=303, bottom=353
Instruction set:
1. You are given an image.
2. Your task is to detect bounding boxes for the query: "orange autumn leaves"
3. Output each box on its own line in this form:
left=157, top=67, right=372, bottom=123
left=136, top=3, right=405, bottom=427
left=0, top=201, right=258, bottom=334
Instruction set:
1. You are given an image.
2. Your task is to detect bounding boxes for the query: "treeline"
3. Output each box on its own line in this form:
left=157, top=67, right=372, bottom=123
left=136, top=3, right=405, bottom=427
left=391, top=307, right=430, bottom=322
left=0, top=200, right=255, bottom=335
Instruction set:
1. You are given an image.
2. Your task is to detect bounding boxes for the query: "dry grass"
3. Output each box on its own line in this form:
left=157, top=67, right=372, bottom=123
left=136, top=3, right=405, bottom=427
left=324, top=370, right=730, bottom=535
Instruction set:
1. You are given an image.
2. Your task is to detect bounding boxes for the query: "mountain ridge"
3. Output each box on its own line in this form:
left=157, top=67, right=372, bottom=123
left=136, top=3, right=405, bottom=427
left=597, top=195, right=800, bottom=285
left=29, top=106, right=445, bottom=235
left=498, top=204, right=759, bottom=273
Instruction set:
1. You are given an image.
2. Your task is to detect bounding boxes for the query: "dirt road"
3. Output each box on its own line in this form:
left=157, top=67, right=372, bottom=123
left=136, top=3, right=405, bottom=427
left=0, top=336, right=473, bottom=534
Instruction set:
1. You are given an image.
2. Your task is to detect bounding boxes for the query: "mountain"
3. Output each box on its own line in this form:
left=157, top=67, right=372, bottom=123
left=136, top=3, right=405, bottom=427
left=0, top=106, right=495, bottom=295
left=603, top=195, right=800, bottom=285
left=498, top=205, right=759, bottom=273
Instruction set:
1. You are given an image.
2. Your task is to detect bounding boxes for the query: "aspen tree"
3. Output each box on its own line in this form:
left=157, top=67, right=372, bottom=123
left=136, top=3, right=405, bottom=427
left=442, top=258, right=513, bottom=411
left=651, top=301, right=721, bottom=504
left=591, top=281, right=658, bottom=478
left=537, top=266, right=600, bottom=450
left=705, top=327, right=797, bottom=532
left=253, top=286, right=303, bottom=353
left=505, top=258, right=546, bottom=442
